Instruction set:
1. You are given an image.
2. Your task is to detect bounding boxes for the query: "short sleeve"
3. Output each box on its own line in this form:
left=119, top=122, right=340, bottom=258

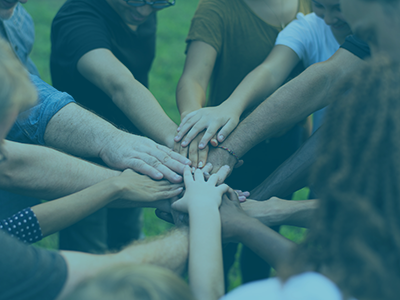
left=51, top=2, right=112, bottom=70
left=185, top=0, right=224, bottom=54
left=0, top=208, right=43, bottom=244
left=340, top=35, right=371, bottom=60
left=275, top=13, right=318, bottom=63
left=6, top=74, right=75, bottom=145
left=0, top=231, right=67, bottom=300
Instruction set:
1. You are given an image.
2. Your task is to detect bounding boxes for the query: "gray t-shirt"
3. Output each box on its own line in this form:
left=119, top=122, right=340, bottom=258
left=0, top=231, right=67, bottom=300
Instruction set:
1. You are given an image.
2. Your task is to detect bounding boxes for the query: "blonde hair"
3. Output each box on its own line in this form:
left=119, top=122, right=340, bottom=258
left=65, top=264, right=196, bottom=300
left=0, top=39, right=37, bottom=118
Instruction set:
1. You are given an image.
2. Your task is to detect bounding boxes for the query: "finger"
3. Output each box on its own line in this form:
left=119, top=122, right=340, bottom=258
left=207, top=173, right=220, bottom=185
left=175, top=115, right=201, bottom=143
left=181, top=123, right=207, bottom=147
left=217, top=183, right=230, bottom=194
left=197, top=145, right=209, bottom=169
left=202, top=162, right=213, bottom=174
left=155, top=209, right=174, bottom=224
left=234, top=160, right=244, bottom=169
left=210, top=134, right=219, bottom=147
left=171, top=199, right=186, bottom=213
left=178, top=110, right=198, bottom=131
left=199, top=125, right=220, bottom=149
left=157, top=144, right=192, bottom=165
left=217, top=119, right=238, bottom=143
left=194, top=168, right=205, bottom=182
left=227, top=188, right=240, bottom=204
left=215, top=165, right=231, bottom=185
left=188, top=140, right=199, bottom=168
left=128, top=159, right=164, bottom=180
left=183, top=165, right=194, bottom=184
left=154, top=187, right=184, bottom=201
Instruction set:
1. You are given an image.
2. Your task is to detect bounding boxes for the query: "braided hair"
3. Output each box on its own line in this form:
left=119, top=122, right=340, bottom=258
left=281, top=56, right=400, bottom=300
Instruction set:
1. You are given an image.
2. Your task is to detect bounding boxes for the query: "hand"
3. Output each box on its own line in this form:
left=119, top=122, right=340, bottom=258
left=174, top=132, right=209, bottom=168
left=99, top=131, right=191, bottom=183
left=219, top=189, right=252, bottom=243
left=207, top=146, right=238, bottom=176
left=172, top=166, right=229, bottom=213
left=235, top=190, right=250, bottom=202
left=115, top=169, right=184, bottom=202
left=174, top=105, right=240, bottom=149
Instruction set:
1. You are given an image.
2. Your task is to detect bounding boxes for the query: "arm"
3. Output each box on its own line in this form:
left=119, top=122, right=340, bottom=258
left=207, top=48, right=365, bottom=172
left=176, top=45, right=300, bottom=147
left=0, top=140, right=120, bottom=200
left=242, top=198, right=318, bottom=228
left=32, top=169, right=183, bottom=237
left=220, top=194, right=295, bottom=271
left=172, top=167, right=229, bottom=300
left=77, top=48, right=177, bottom=148
left=44, top=103, right=191, bottom=183
left=58, top=227, right=189, bottom=299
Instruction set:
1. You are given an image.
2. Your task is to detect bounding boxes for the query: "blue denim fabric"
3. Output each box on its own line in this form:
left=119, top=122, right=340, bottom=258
left=7, top=74, right=75, bottom=145
left=0, top=4, right=39, bottom=76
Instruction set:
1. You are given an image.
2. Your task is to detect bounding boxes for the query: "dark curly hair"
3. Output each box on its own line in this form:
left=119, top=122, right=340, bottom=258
left=281, top=56, right=400, bottom=300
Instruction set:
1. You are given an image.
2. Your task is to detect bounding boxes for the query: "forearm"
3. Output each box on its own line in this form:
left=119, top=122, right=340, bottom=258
left=223, top=63, right=332, bottom=158
left=176, top=76, right=206, bottom=119
left=235, top=217, right=295, bottom=270
left=112, top=80, right=178, bottom=148
left=189, top=207, right=224, bottom=300
left=59, top=227, right=189, bottom=299
left=44, top=103, right=123, bottom=158
left=0, top=140, right=120, bottom=200
left=32, top=178, right=121, bottom=236
left=242, top=198, right=318, bottom=228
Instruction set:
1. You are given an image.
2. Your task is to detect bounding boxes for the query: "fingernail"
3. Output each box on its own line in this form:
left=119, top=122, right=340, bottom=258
left=206, top=162, right=213, bottom=168
left=204, top=172, right=210, bottom=177
left=198, top=161, right=204, bottom=168
left=243, top=192, right=250, bottom=197
left=177, top=127, right=181, bottom=131
left=156, top=172, right=163, bottom=178
left=174, top=175, right=182, bottom=181
left=192, top=167, right=196, bottom=173
left=199, top=143, right=204, bottom=148
left=219, top=134, right=224, bottom=141
left=182, top=141, right=188, bottom=147
left=174, top=136, right=180, bottom=141
left=239, top=196, right=246, bottom=202
left=185, top=159, right=191, bottom=164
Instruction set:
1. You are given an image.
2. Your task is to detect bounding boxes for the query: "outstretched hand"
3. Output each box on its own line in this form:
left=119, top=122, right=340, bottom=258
left=174, top=132, right=209, bottom=168
left=100, top=132, right=192, bottom=184
left=172, top=166, right=230, bottom=213
left=174, top=105, right=240, bottom=149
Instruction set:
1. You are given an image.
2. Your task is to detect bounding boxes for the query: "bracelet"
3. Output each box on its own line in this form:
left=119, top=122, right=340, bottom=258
left=217, top=146, right=239, bottom=162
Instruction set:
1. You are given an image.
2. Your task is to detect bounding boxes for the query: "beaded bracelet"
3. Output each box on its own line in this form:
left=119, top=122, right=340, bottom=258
left=217, top=146, right=240, bottom=162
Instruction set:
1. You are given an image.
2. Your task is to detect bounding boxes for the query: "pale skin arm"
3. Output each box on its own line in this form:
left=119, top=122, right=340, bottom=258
left=0, top=140, right=120, bottom=200
left=32, top=169, right=183, bottom=237
left=57, top=227, right=189, bottom=300
left=172, top=167, right=229, bottom=300
left=207, top=48, right=365, bottom=172
left=76, top=48, right=178, bottom=147
left=175, top=45, right=300, bottom=148
left=44, top=103, right=191, bottom=183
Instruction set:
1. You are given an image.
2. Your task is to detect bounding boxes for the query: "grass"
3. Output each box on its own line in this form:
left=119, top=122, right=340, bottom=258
left=24, top=0, right=308, bottom=289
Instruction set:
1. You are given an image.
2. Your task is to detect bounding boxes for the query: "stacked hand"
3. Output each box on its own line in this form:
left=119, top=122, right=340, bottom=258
left=100, top=132, right=191, bottom=183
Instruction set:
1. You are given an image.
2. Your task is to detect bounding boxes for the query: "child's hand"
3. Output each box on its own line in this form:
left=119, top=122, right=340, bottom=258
left=172, top=165, right=229, bottom=213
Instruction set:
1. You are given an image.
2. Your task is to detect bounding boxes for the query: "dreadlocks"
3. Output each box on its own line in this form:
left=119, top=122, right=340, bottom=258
left=281, top=56, right=400, bottom=300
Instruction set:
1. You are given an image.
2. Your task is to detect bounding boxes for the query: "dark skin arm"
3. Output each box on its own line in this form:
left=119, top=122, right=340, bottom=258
left=220, top=192, right=295, bottom=270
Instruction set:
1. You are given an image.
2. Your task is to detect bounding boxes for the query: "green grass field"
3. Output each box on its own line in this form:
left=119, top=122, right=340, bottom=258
left=24, top=0, right=308, bottom=289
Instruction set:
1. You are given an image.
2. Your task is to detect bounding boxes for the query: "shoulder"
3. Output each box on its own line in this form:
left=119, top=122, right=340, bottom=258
left=290, top=12, right=325, bottom=29
left=222, top=272, right=343, bottom=300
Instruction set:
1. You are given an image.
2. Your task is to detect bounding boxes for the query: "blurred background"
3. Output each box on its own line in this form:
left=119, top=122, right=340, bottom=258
left=24, top=0, right=307, bottom=289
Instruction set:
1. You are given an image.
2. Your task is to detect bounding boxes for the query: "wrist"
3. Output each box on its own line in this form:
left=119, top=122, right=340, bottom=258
left=220, top=99, right=244, bottom=117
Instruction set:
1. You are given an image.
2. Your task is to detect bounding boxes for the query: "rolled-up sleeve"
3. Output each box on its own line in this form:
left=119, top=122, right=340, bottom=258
left=6, top=74, right=75, bottom=145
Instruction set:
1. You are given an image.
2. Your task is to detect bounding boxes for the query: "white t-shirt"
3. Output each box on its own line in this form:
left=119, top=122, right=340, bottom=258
left=221, top=272, right=345, bottom=300
left=275, top=12, right=340, bottom=68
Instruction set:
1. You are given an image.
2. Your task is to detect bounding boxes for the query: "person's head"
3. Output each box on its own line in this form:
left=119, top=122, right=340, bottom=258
left=282, top=56, right=400, bottom=300
left=0, top=0, right=28, bottom=20
left=105, top=0, right=175, bottom=28
left=311, top=0, right=352, bottom=42
left=64, top=264, right=195, bottom=300
left=0, top=39, right=37, bottom=161
left=340, top=0, right=400, bottom=59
